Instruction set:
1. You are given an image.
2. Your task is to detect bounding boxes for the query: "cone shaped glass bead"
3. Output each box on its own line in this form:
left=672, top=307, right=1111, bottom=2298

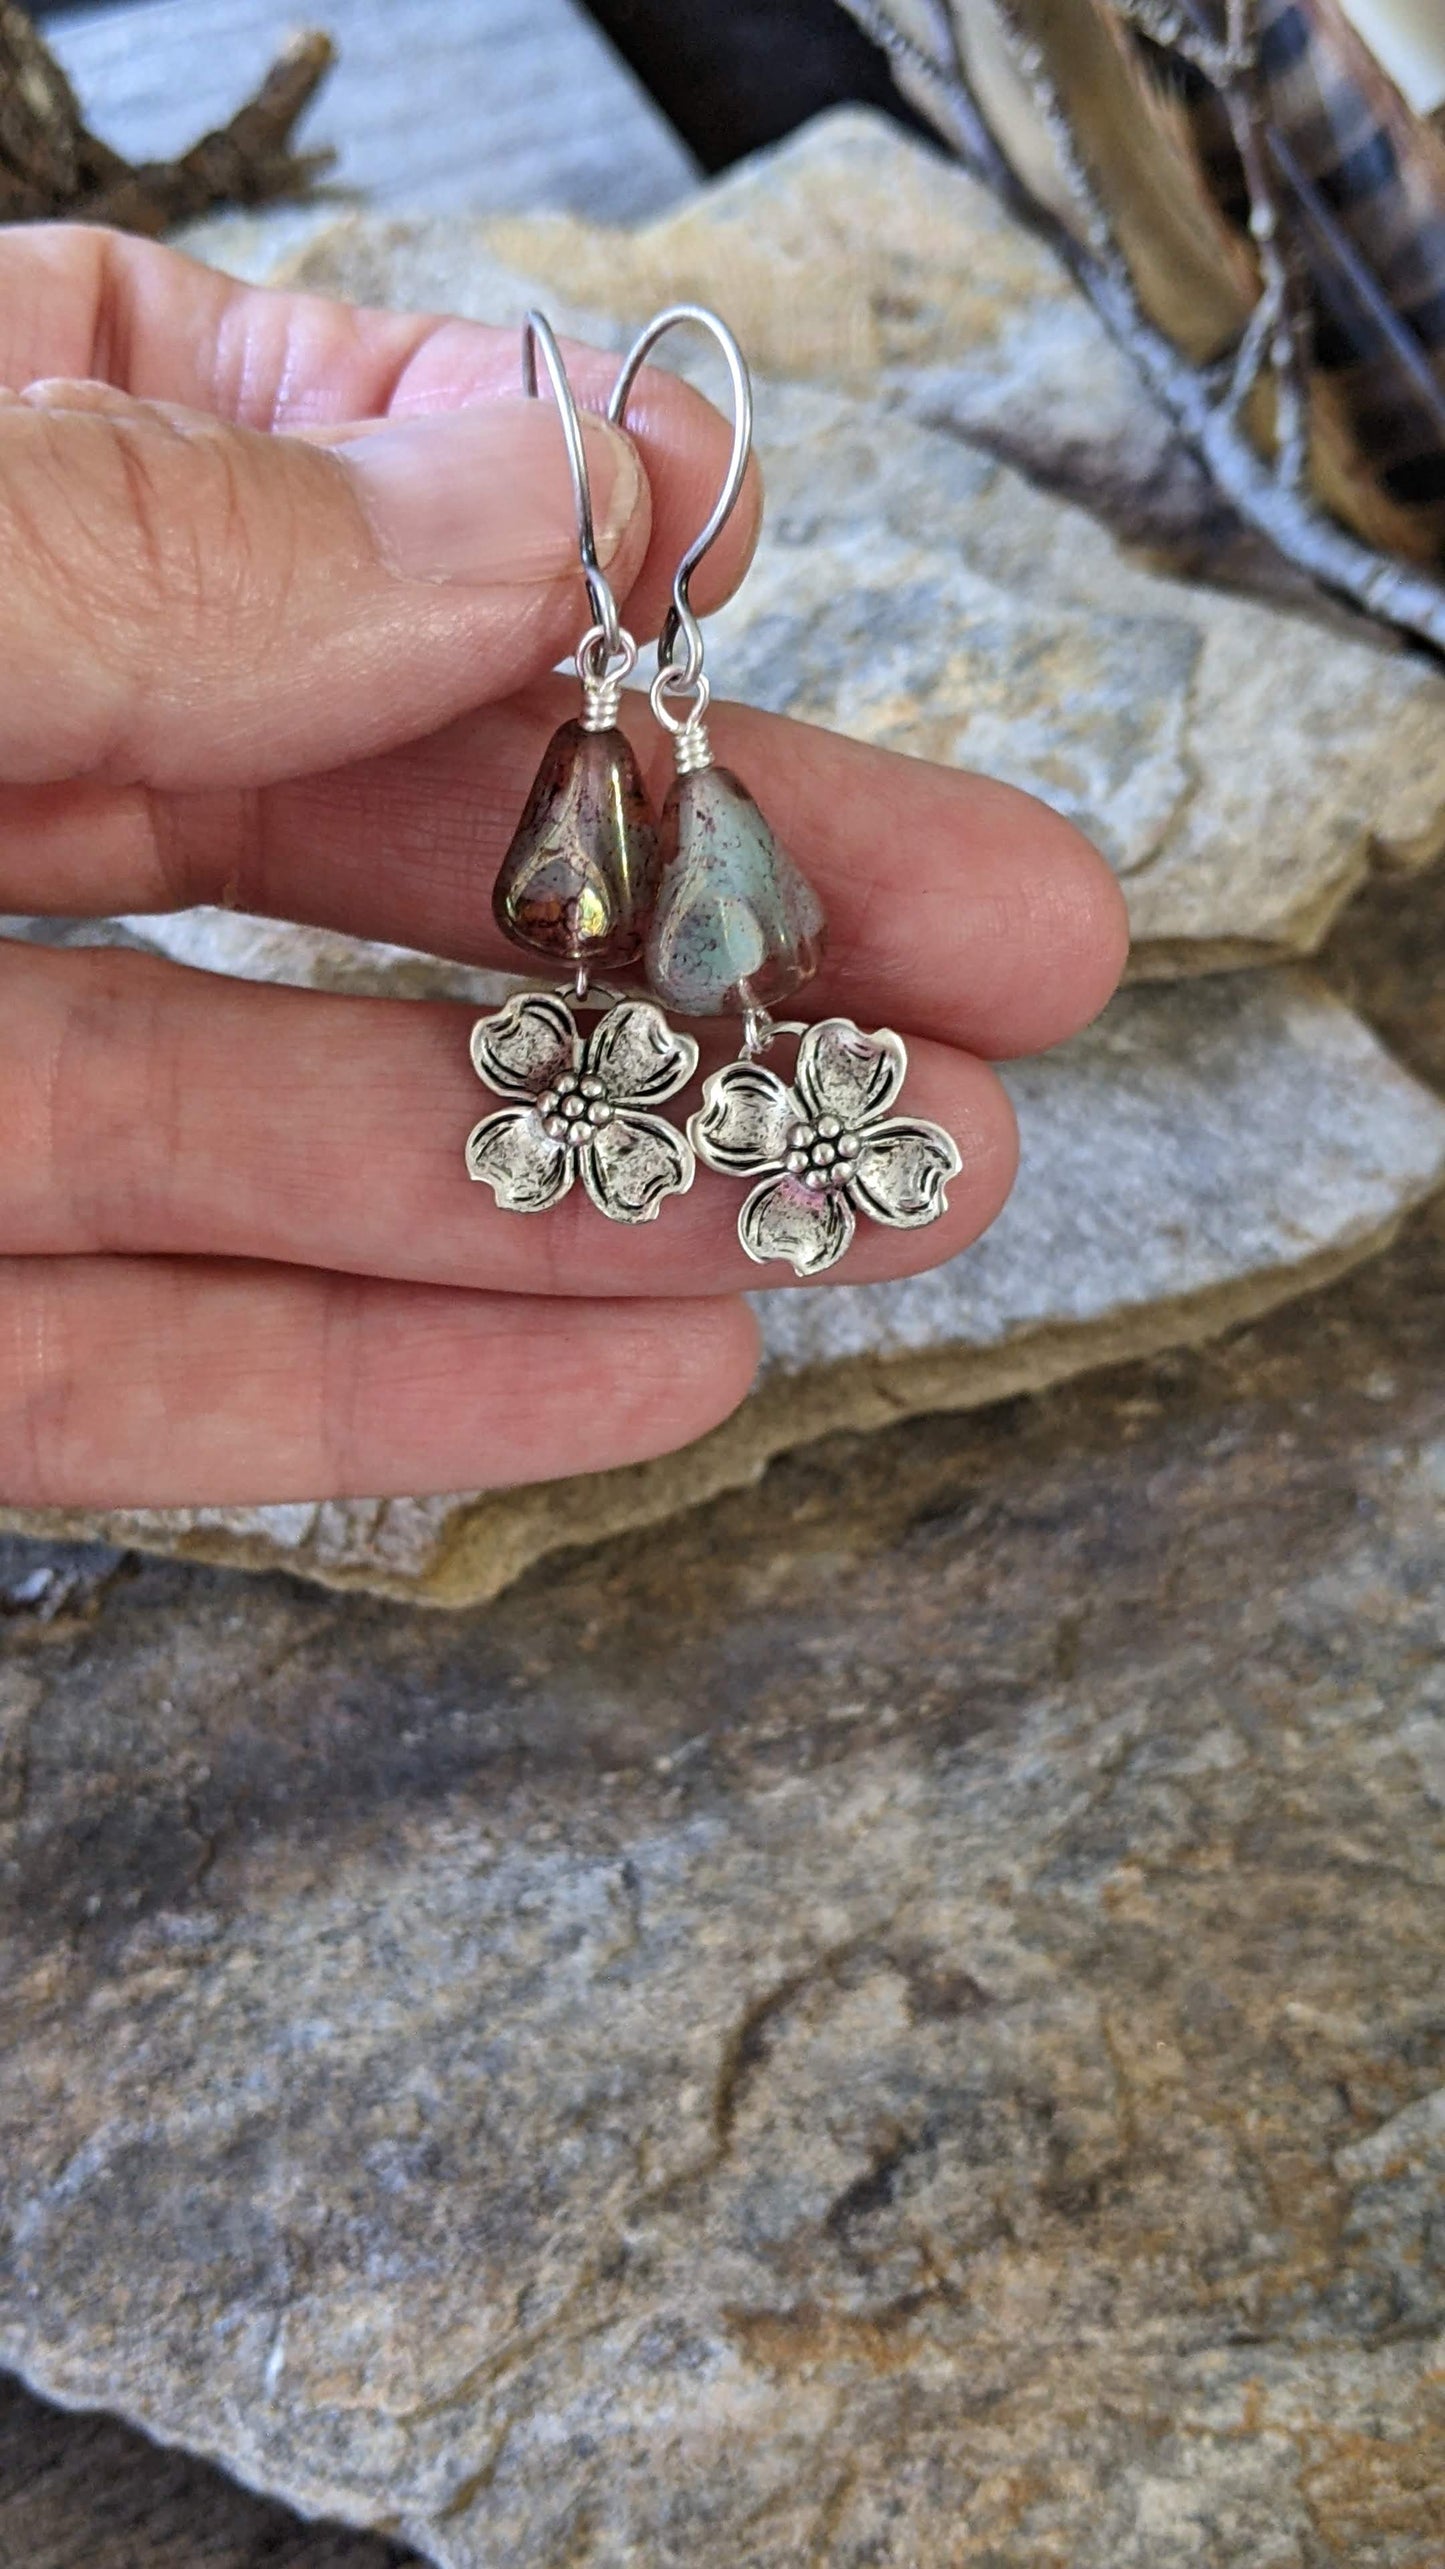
left=492, top=719, right=661, bottom=968
left=645, top=764, right=827, bottom=1016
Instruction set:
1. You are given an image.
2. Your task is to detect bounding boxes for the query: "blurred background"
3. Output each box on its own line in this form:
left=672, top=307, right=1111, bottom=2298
left=33, top=0, right=928, bottom=188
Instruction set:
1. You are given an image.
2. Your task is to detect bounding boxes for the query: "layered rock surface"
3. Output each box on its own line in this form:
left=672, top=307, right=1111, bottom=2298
left=7, top=111, right=1445, bottom=1604
left=8, top=125, right=1439, bottom=1603
left=3, top=1172, right=1445, bottom=2564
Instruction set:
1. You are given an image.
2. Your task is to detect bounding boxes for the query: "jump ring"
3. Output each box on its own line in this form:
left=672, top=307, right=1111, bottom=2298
left=648, top=665, right=711, bottom=737
left=577, top=623, right=638, bottom=689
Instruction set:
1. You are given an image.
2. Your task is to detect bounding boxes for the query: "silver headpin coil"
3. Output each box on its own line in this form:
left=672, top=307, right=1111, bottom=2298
left=578, top=626, right=637, bottom=732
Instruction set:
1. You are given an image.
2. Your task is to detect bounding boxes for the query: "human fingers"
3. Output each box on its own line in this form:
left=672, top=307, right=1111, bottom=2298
left=0, top=944, right=1018, bottom=1295
left=0, top=221, right=758, bottom=637
left=0, top=1251, right=759, bottom=1508
left=9, top=683, right=1127, bottom=1059
left=0, top=374, right=661, bottom=790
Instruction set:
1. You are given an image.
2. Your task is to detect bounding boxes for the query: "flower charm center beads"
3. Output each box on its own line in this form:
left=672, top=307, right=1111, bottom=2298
left=537, top=1069, right=614, bottom=1149
left=783, top=1114, right=863, bottom=1189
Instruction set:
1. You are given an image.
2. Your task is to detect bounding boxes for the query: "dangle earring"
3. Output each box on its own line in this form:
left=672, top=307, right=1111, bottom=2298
left=608, top=306, right=963, bottom=1279
left=466, top=313, right=699, bottom=1226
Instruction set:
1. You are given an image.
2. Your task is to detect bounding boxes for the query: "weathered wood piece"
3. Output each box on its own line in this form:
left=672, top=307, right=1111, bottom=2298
left=4, top=6, right=333, bottom=232
left=40, top=0, right=697, bottom=225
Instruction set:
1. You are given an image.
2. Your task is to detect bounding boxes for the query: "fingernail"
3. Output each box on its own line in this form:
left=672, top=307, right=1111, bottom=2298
left=333, top=400, right=643, bottom=585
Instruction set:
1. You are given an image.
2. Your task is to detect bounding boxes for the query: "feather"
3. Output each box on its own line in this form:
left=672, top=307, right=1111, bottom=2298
left=1170, top=0, right=1445, bottom=555
left=860, top=0, right=1445, bottom=566
left=941, top=0, right=1445, bottom=562
left=982, top=0, right=1262, bottom=360
left=1262, top=0, right=1445, bottom=523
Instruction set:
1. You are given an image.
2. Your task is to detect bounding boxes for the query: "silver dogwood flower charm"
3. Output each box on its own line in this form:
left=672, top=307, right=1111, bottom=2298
left=467, top=989, right=699, bottom=1222
left=690, top=1017, right=961, bottom=1277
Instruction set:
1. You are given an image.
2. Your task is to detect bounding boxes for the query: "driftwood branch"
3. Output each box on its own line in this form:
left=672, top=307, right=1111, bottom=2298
left=0, top=7, right=335, bottom=237
left=843, top=0, right=1445, bottom=654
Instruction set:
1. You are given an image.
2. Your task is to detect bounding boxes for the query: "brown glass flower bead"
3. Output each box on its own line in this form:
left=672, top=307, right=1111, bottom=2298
left=493, top=719, right=661, bottom=967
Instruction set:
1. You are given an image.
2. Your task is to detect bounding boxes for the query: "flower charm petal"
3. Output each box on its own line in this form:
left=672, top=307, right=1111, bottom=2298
left=739, top=1172, right=856, bottom=1276
left=469, top=990, right=578, bottom=1100
left=795, top=1019, right=906, bottom=1130
left=582, top=1112, right=695, bottom=1222
left=690, top=1014, right=959, bottom=1277
left=692, top=1059, right=796, bottom=1174
left=585, top=997, right=699, bottom=1107
left=850, top=1118, right=963, bottom=1228
left=466, top=990, right=698, bottom=1225
left=465, top=1107, right=573, bottom=1213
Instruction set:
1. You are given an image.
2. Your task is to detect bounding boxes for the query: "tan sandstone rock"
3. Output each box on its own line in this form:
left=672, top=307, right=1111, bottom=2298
left=8, top=117, right=1445, bottom=1603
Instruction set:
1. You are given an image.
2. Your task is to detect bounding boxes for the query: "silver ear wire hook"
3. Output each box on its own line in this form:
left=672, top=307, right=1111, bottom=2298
left=521, top=310, right=627, bottom=677
left=607, top=303, right=753, bottom=695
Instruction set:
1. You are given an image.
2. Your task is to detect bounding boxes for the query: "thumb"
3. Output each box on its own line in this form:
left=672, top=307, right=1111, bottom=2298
left=0, top=380, right=649, bottom=789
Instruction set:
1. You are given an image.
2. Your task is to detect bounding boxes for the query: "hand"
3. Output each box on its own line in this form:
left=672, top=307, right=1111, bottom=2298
left=0, top=226, right=1127, bottom=1508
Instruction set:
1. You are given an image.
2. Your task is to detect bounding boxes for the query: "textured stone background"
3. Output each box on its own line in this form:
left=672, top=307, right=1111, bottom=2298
left=0, top=2368, right=417, bottom=2568
left=1, top=867, right=1443, bottom=2565
left=4, top=4, right=1445, bottom=2563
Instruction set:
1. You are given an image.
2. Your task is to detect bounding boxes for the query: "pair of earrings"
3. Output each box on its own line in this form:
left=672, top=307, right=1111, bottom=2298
left=465, top=304, right=961, bottom=1278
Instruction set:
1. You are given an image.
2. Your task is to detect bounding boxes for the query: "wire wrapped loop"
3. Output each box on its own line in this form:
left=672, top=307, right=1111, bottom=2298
left=578, top=624, right=638, bottom=730
left=649, top=665, right=712, bottom=771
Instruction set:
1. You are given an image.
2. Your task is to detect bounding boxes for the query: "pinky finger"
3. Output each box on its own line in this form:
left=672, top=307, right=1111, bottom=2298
left=0, top=1259, right=760, bottom=1509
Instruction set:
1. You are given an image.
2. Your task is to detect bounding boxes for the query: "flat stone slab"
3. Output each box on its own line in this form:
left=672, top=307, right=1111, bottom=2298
left=3, top=1173, right=1445, bottom=2565
left=231, top=109, right=1445, bottom=975
left=707, top=377, right=1445, bottom=971
left=6, top=968, right=1444, bottom=1602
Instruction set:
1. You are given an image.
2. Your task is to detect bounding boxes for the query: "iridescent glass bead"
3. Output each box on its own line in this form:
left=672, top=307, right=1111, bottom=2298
left=644, top=763, right=827, bottom=1017
left=492, top=719, right=660, bottom=967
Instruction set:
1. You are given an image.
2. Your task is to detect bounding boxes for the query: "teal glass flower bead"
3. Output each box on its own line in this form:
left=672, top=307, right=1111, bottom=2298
left=644, top=763, right=827, bottom=1017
